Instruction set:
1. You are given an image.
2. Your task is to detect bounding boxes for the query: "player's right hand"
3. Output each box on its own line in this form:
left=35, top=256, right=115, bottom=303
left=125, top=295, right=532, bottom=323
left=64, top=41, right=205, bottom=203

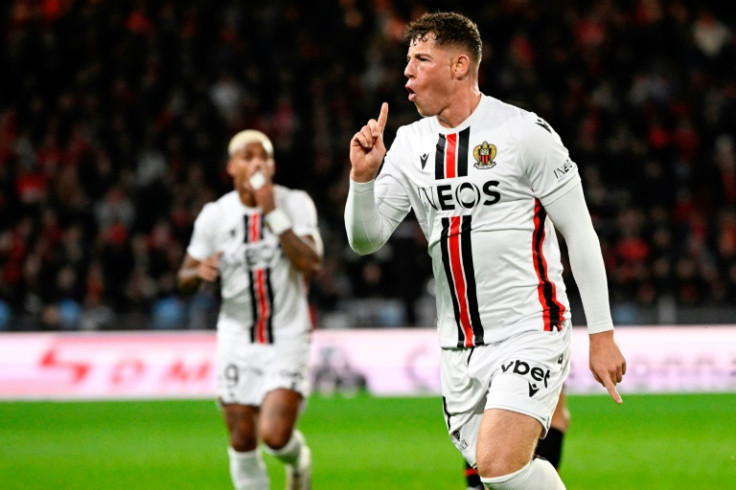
left=248, top=171, right=276, bottom=214
left=350, top=102, right=388, bottom=183
left=198, top=251, right=223, bottom=282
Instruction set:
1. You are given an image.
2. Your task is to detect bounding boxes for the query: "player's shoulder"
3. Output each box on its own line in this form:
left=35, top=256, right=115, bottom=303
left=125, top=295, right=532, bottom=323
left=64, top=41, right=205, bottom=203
left=213, top=190, right=241, bottom=209
left=274, top=183, right=309, bottom=199
left=388, top=117, right=436, bottom=165
left=488, top=99, right=562, bottom=151
left=497, top=98, right=557, bottom=133
left=274, top=185, right=319, bottom=223
left=199, top=191, right=239, bottom=217
left=190, top=191, right=236, bottom=230
left=484, top=96, right=538, bottom=129
left=396, top=115, right=435, bottom=140
left=274, top=184, right=316, bottom=207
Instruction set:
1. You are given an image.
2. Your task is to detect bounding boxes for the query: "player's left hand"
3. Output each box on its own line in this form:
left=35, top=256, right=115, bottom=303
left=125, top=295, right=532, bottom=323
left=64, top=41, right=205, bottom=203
left=588, top=330, right=627, bottom=404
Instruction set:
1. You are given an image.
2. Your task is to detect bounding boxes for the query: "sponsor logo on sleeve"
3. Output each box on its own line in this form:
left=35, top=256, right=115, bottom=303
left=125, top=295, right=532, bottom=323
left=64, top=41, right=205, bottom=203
left=553, top=159, right=575, bottom=179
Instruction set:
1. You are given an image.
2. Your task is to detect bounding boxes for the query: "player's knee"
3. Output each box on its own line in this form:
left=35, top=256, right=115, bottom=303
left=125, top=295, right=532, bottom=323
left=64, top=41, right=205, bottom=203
left=475, top=450, right=527, bottom=479
left=480, top=462, right=531, bottom=489
left=481, top=458, right=564, bottom=489
left=260, top=428, right=292, bottom=451
left=229, top=430, right=258, bottom=452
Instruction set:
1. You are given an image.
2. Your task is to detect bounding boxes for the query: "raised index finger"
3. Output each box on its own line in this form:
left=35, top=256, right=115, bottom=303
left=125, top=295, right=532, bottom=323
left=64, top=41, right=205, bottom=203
left=377, top=102, right=389, bottom=132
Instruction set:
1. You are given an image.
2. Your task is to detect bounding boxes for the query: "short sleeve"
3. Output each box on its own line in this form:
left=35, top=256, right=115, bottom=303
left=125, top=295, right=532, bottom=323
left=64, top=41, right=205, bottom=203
left=186, top=202, right=218, bottom=260
left=282, top=190, right=320, bottom=238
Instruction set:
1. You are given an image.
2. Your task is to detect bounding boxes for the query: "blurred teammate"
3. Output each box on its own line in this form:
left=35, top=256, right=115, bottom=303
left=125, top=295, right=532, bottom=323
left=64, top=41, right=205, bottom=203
left=179, top=130, right=323, bottom=490
left=464, top=389, right=570, bottom=489
left=345, top=12, right=625, bottom=489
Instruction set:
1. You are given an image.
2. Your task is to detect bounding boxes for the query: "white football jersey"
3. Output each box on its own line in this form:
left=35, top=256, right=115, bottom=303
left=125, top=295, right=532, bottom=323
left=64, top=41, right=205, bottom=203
left=377, top=95, right=580, bottom=348
left=186, top=185, right=320, bottom=342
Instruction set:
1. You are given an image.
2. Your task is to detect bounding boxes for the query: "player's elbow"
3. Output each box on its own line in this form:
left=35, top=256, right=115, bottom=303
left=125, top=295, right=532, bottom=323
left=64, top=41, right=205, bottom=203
left=177, top=270, right=200, bottom=296
left=347, top=235, right=382, bottom=256
left=346, top=228, right=385, bottom=255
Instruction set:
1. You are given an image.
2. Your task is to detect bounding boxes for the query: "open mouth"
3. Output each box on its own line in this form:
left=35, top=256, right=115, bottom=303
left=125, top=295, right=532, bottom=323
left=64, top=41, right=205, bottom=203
left=406, top=86, right=415, bottom=101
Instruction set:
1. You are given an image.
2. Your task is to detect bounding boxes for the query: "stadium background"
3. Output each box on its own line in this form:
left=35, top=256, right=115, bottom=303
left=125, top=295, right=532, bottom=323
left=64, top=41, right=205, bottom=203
left=1, top=1, right=735, bottom=489
left=1, top=0, right=734, bottom=331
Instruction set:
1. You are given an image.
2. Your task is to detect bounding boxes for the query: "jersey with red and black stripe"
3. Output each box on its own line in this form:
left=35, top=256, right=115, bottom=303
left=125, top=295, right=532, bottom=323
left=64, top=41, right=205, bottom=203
left=376, top=95, right=579, bottom=348
left=186, top=186, right=320, bottom=343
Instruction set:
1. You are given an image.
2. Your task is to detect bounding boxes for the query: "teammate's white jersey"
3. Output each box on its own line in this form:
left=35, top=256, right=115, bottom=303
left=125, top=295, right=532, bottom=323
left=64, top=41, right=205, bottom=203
left=186, top=185, right=320, bottom=342
left=377, top=95, right=580, bottom=348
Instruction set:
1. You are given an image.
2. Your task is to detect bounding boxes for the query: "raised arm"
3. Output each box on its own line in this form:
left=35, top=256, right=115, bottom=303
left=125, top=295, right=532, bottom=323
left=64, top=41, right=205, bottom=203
left=345, top=103, right=409, bottom=254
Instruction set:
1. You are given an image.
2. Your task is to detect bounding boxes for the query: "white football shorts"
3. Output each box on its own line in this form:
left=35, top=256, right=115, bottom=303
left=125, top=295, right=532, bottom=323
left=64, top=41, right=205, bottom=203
left=440, top=321, right=571, bottom=466
left=216, top=329, right=311, bottom=406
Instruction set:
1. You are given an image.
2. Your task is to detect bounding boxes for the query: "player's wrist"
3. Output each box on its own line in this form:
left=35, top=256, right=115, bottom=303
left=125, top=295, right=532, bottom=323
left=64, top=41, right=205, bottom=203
left=587, top=323, right=614, bottom=335
left=349, top=177, right=376, bottom=192
left=265, top=208, right=292, bottom=236
left=350, top=168, right=377, bottom=183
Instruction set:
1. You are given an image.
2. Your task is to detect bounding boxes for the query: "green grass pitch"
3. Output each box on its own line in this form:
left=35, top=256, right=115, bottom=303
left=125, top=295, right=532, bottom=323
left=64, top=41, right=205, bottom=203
left=1, top=393, right=734, bottom=489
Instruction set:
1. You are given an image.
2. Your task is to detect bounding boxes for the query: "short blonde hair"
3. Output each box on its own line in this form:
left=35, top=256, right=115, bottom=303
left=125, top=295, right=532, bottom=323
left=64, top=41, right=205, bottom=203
left=227, top=130, right=274, bottom=157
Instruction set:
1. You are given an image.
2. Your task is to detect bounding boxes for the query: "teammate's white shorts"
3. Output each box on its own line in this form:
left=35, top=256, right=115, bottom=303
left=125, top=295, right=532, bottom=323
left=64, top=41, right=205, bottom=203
left=216, top=329, right=311, bottom=406
left=440, top=321, right=571, bottom=466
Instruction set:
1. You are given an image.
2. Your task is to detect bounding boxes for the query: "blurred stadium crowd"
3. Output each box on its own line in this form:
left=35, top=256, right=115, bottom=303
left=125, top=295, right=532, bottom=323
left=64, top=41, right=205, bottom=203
left=0, top=0, right=734, bottom=331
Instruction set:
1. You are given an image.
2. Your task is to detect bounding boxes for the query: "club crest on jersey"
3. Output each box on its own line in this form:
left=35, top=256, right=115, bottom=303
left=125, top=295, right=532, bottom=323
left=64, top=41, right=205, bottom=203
left=473, top=141, right=497, bottom=169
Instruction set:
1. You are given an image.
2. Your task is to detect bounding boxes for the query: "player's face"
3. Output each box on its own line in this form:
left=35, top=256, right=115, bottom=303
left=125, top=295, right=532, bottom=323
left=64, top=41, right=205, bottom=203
left=227, top=142, right=275, bottom=191
left=404, top=35, right=455, bottom=119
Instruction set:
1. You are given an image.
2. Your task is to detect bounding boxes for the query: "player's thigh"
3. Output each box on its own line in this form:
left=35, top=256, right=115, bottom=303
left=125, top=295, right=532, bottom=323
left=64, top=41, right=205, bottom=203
left=447, top=327, right=569, bottom=466
left=440, top=349, right=477, bottom=449
left=257, top=339, right=310, bottom=448
left=483, top=326, right=571, bottom=436
left=476, top=408, right=543, bottom=477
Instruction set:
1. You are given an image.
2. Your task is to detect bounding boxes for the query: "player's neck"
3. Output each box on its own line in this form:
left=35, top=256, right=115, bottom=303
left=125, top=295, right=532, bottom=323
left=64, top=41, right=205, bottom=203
left=436, top=89, right=482, bottom=129
left=238, top=189, right=257, bottom=208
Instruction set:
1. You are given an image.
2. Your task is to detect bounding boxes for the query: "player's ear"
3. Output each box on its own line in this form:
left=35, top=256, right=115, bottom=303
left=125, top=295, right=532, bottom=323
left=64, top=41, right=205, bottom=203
left=452, top=53, right=471, bottom=79
left=225, top=157, right=237, bottom=177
